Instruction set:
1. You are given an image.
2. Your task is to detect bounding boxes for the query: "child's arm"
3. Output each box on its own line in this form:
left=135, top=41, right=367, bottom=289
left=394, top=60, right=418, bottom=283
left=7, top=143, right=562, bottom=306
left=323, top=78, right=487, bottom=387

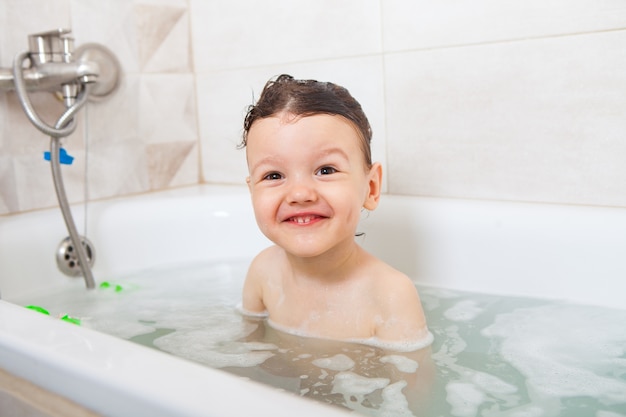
left=375, top=272, right=430, bottom=344
left=241, top=248, right=272, bottom=314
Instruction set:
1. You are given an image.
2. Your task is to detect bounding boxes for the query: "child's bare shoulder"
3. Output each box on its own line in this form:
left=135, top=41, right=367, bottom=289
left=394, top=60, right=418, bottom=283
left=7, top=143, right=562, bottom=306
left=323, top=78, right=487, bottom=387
left=367, top=257, right=428, bottom=341
left=374, top=261, right=418, bottom=297
left=247, top=245, right=284, bottom=282
left=250, top=245, right=282, bottom=267
left=365, top=256, right=422, bottom=312
left=243, top=246, right=284, bottom=314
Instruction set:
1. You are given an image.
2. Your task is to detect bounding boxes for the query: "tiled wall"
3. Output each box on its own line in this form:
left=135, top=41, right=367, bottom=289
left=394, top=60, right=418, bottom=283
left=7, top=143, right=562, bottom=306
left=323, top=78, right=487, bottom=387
left=1, top=0, right=625, bottom=215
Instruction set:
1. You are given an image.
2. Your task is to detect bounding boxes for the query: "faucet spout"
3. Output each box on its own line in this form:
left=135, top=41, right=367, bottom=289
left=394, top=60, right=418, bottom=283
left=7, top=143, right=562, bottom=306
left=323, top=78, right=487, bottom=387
left=0, top=60, right=100, bottom=92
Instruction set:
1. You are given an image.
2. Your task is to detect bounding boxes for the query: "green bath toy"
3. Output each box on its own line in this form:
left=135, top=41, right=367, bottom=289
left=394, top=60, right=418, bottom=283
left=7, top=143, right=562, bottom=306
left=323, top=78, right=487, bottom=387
left=25, top=305, right=50, bottom=315
left=60, top=315, right=81, bottom=326
left=25, top=305, right=81, bottom=325
left=100, top=281, right=123, bottom=292
left=100, top=281, right=132, bottom=293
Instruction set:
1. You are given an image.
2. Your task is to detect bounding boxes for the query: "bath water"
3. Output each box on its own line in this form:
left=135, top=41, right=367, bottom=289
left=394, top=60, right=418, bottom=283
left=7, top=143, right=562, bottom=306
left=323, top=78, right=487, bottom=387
left=14, top=260, right=626, bottom=417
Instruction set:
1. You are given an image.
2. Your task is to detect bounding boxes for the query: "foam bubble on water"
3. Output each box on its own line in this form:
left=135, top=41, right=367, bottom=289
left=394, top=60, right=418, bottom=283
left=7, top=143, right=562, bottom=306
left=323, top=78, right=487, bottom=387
left=312, top=354, right=355, bottom=371
left=236, top=302, right=269, bottom=318
left=433, top=325, right=467, bottom=358
left=418, top=287, right=462, bottom=312
left=471, top=371, right=517, bottom=395
left=331, top=371, right=390, bottom=396
left=482, top=303, right=626, bottom=404
left=380, top=355, right=419, bottom=373
left=153, top=313, right=279, bottom=369
left=243, top=342, right=278, bottom=351
left=347, top=332, right=434, bottom=352
left=85, top=318, right=155, bottom=339
left=505, top=405, right=545, bottom=417
left=596, top=411, right=626, bottom=417
left=378, top=380, right=413, bottom=417
left=434, top=325, right=522, bottom=414
left=444, top=300, right=484, bottom=322
left=268, top=319, right=434, bottom=352
left=446, top=382, right=486, bottom=417
left=154, top=327, right=276, bottom=368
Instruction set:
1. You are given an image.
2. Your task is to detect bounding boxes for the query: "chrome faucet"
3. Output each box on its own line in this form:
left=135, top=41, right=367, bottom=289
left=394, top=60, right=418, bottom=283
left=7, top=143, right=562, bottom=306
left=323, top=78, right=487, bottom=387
left=0, top=29, right=121, bottom=289
left=0, top=29, right=99, bottom=98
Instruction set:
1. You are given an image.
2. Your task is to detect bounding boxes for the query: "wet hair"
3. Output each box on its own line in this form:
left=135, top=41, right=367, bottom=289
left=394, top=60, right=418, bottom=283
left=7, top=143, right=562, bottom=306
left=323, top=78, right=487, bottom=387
left=241, top=74, right=373, bottom=167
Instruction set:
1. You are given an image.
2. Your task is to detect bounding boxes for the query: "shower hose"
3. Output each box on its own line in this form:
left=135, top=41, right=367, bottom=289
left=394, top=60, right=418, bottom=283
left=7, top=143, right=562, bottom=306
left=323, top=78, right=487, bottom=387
left=12, top=51, right=96, bottom=289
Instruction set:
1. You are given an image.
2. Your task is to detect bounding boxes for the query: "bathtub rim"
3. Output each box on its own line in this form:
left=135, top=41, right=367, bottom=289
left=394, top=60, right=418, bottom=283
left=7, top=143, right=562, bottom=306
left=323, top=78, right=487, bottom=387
left=0, top=299, right=353, bottom=417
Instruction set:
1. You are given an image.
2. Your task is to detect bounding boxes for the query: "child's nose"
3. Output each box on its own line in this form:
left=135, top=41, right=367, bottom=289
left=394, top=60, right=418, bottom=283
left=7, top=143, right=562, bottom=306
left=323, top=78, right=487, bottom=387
left=286, top=178, right=317, bottom=204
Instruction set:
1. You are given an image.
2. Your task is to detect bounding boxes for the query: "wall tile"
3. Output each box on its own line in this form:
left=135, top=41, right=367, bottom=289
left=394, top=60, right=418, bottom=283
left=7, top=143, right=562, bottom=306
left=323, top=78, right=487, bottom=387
left=134, top=4, right=190, bottom=72
left=87, top=139, right=150, bottom=199
left=0, top=0, right=71, bottom=66
left=196, top=57, right=387, bottom=190
left=190, top=0, right=382, bottom=72
left=71, top=0, right=140, bottom=73
left=385, top=30, right=626, bottom=206
left=146, top=140, right=197, bottom=189
left=138, top=74, right=197, bottom=143
left=0, top=156, right=18, bottom=214
left=382, top=0, right=626, bottom=52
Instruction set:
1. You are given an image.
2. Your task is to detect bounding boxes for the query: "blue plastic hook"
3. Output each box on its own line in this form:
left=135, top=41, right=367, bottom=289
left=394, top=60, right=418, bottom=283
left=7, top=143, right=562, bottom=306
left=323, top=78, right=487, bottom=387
left=44, top=148, right=74, bottom=165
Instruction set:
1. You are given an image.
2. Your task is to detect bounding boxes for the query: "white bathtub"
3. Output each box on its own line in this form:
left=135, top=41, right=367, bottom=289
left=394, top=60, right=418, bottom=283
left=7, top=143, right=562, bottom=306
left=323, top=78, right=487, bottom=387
left=1, top=184, right=625, bottom=416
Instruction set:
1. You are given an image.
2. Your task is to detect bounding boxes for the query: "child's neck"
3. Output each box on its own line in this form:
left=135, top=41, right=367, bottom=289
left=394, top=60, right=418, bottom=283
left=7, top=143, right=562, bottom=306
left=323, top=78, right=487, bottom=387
left=284, top=239, right=363, bottom=284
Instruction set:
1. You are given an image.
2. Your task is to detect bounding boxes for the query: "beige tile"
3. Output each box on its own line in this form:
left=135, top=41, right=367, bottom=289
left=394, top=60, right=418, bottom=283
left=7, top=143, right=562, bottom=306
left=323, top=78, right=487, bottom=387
left=385, top=31, right=626, bottom=206
left=84, top=74, right=140, bottom=146
left=0, top=157, right=18, bottom=214
left=71, top=0, right=139, bottom=73
left=190, top=0, right=382, bottom=72
left=382, top=0, right=626, bottom=51
left=0, top=0, right=71, bottom=66
left=138, top=74, right=198, bottom=143
left=134, top=4, right=190, bottom=72
left=87, top=139, right=150, bottom=200
left=146, top=140, right=197, bottom=190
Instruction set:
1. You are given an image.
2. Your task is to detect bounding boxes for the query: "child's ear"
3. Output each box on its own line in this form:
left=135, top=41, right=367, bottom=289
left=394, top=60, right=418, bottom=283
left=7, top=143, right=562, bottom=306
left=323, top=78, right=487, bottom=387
left=363, top=162, right=382, bottom=210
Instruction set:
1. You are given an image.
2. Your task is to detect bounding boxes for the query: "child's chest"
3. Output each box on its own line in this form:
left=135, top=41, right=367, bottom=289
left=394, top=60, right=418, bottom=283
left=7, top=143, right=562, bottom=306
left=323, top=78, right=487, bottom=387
left=264, top=277, right=378, bottom=339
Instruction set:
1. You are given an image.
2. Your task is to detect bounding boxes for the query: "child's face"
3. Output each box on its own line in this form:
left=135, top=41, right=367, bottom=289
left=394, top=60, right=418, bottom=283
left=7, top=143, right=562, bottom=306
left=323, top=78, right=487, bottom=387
left=246, top=113, right=381, bottom=259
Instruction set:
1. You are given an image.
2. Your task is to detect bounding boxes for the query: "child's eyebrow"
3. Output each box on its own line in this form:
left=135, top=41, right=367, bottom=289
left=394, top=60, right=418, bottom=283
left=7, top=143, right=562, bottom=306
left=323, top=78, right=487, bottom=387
left=318, top=147, right=350, bottom=161
left=249, top=156, right=285, bottom=174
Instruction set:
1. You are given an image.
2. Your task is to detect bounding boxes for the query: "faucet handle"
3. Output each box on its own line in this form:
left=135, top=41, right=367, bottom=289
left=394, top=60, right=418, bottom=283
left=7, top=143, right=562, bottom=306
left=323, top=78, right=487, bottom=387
left=28, top=28, right=74, bottom=65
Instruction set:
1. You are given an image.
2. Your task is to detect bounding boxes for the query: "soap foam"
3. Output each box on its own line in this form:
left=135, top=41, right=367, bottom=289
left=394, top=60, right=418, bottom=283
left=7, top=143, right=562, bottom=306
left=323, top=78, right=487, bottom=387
left=434, top=324, right=522, bottom=415
left=236, top=303, right=269, bottom=318
left=446, top=382, right=486, bottom=417
left=482, top=303, right=626, bottom=403
left=378, top=381, right=413, bottom=417
left=444, top=300, right=484, bottom=322
left=380, top=355, right=419, bottom=373
left=154, top=326, right=277, bottom=368
left=330, top=373, right=416, bottom=417
left=267, top=318, right=434, bottom=352
left=331, top=371, right=389, bottom=396
left=312, top=354, right=355, bottom=371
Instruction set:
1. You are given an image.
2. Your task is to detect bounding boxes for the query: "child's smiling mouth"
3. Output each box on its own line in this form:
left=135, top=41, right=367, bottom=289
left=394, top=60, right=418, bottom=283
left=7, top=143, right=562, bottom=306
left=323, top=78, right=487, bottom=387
left=285, top=214, right=326, bottom=225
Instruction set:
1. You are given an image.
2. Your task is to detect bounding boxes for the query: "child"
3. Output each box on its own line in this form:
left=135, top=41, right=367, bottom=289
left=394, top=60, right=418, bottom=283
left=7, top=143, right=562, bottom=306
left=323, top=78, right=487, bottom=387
left=240, top=74, right=432, bottom=351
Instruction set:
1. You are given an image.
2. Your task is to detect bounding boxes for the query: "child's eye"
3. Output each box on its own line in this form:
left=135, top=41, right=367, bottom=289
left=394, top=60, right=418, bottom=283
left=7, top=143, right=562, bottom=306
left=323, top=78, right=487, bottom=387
left=263, top=172, right=283, bottom=181
left=316, top=166, right=337, bottom=176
